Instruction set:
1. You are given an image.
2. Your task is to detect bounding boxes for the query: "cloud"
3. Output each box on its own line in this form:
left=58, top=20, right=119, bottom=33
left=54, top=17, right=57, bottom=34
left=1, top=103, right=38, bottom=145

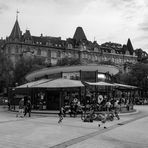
left=139, top=13, right=148, bottom=31
left=133, top=35, right=148, bottom=42
left=45, top=0, right=92, bottom=16
left=140, top=26, right=148, bottom=31
left=0, top=2, right=9, bottom=13
left=0, top=0, right=148, bottom=50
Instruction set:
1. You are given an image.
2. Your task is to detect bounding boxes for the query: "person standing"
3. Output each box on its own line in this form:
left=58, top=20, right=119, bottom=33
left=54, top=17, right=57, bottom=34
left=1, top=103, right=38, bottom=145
left=24, top=100, right=32, bottom=117
left=97, top=93, right=104, bottom=111
left=8, top=101, right=10, bottom=111
left=16, top=98, right=24, bottom=118
left=114, top=100, right=120, bottom=120
left=105, top=100, right=111, bottom=112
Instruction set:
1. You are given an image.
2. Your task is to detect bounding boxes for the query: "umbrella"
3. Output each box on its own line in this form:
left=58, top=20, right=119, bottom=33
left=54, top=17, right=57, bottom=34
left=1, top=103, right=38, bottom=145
left=34, top=78, right=84, bottom=88
left=114, top=83, right=137, bottom=89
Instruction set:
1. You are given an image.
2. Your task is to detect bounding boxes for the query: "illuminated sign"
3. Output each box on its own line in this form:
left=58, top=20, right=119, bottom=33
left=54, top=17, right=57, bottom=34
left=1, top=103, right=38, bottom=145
left=97, top=74, right=106, bottom=79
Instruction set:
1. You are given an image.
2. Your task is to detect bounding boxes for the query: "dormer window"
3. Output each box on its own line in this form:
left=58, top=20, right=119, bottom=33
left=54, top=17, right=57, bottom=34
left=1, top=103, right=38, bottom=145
left=125, top=50, right=130, bottom=55
left=94, top=47, right=98, bottom=52
left=68, top=44, right=72, bottom=49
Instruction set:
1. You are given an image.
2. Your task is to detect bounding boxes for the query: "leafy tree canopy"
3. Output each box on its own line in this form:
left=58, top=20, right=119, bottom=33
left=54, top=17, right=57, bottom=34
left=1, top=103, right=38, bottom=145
left=115, top=62, right=148, bottom=89
left=0, top=51, right=14, bottom=92
left=13, top=57, right=46, bottom=85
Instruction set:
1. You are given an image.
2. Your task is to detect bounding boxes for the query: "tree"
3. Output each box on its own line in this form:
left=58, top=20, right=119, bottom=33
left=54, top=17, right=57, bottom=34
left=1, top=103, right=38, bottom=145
left=0, top=51, right=14, bottom=93
left=13, top=57, right=46, bottom=85
left=115, top=63, right=148, bottom=89
left=135, top=48, right=148, bottom=62
left=130, top=63, right=148, bottom=88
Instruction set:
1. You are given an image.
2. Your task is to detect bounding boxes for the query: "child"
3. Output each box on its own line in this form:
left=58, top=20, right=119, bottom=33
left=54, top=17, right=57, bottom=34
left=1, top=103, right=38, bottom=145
left=58, top=107, right=65, bottom=123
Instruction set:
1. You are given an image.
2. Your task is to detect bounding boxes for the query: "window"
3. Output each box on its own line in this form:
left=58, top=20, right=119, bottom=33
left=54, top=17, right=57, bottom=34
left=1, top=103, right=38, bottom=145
left=15, top=48, right=18, bottom=53
left=8, top=46, right=11, bottom=54
left=68, top=44, right=72, bottom=49
left=51, top=51, right=57, bottom=58
left=57, top=51, right=61, bottom=58
left=47, top=50, right=51, bottom=57
left=37, top=48, right=41, bottom=55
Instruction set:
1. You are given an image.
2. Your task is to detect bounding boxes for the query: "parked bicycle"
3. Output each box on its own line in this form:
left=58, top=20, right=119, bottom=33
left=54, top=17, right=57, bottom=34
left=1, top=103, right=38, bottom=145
left=81, top=110, right=119, bottom=123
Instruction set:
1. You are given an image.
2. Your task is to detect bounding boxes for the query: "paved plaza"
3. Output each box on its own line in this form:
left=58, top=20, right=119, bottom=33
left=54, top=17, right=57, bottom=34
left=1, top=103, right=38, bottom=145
left=0, top=106, right=148, bottom=148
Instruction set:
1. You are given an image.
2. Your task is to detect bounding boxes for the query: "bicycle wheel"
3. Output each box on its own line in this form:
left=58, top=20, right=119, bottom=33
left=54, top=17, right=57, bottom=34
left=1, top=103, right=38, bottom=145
left=97, top=113, right=104, bottom=121
left=108, top=113, right=114, bottom=121
left=92, top=113, right=97, bottom=120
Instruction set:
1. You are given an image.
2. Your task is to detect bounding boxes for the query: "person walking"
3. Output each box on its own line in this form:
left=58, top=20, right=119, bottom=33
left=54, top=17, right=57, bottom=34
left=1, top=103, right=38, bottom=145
left=8, top=101, right=10, bottom=111
left=16, top=98, right=24, bottom=118
left=24, top=100, right=32, bottom=117
left=114, top=100, right=120, bottom=120
left=58, top=107, right=65, bottom=123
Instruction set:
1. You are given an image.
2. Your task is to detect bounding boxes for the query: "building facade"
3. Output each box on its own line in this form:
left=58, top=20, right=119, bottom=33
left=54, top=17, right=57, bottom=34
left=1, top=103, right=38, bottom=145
left=1, top=18, right=137, bottom=73
left=1, top=18, right=139, bottom=110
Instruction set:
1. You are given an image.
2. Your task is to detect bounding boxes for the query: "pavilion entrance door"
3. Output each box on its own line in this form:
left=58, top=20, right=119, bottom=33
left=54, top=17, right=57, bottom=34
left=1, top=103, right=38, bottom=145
left=46, top=90, right=60, bottom=110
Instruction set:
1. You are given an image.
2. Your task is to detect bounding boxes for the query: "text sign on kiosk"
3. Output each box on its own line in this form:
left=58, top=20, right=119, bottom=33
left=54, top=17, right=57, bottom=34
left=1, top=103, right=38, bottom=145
left=97, top=74, right=106, bottom=79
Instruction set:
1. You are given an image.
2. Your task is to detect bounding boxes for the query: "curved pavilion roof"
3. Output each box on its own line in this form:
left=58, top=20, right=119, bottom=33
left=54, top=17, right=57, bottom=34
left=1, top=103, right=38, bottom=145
left=26, top=64, right=119, bottom=81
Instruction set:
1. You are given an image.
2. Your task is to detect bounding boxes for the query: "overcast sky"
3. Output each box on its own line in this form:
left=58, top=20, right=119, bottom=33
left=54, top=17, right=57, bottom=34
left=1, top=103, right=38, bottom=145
left=0, top=0, right=148, bottom=51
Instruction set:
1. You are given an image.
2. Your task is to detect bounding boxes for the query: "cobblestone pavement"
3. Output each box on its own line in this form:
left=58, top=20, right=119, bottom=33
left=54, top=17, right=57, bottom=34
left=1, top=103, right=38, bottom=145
left=0, top=106, right=147, bottom=148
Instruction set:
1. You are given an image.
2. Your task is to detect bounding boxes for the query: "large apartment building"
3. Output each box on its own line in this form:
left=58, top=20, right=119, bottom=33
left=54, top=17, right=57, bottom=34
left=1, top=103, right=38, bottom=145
left=1, top=18, right=137, bottom=72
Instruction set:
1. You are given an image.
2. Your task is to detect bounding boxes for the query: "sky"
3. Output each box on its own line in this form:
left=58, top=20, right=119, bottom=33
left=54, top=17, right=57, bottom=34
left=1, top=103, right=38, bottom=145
left=0, top=0, right=148, bottom=52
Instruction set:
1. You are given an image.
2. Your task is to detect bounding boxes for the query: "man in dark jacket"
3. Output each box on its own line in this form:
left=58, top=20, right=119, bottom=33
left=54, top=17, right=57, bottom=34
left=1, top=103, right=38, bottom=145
left=24, top=100, right=32, bottom=117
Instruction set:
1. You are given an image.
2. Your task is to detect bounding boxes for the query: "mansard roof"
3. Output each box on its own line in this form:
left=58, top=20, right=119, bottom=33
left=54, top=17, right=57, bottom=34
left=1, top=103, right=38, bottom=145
left=101, top=42, right=122, bottom=49
left=73, top=26, right=87, bottom=41
left=32, top=36, right=49, bottom=45
left=31, top=35, right=66, bottom=47
left=9, top=20, right=22, bottom=40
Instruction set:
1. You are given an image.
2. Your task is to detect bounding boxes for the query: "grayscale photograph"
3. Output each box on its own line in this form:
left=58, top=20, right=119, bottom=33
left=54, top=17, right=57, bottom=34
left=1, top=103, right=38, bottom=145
left=0, top=0, right=148, bottom=147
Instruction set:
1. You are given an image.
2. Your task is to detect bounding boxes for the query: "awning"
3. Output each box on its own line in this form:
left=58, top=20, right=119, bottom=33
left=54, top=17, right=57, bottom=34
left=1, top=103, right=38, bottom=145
left=34, top=78, right=84, bottom=88
left=113, top=83, right=137, bottom=89
left=16, top=79, right=49, bottom=88
left=85, top=81, right=115, bottom=86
